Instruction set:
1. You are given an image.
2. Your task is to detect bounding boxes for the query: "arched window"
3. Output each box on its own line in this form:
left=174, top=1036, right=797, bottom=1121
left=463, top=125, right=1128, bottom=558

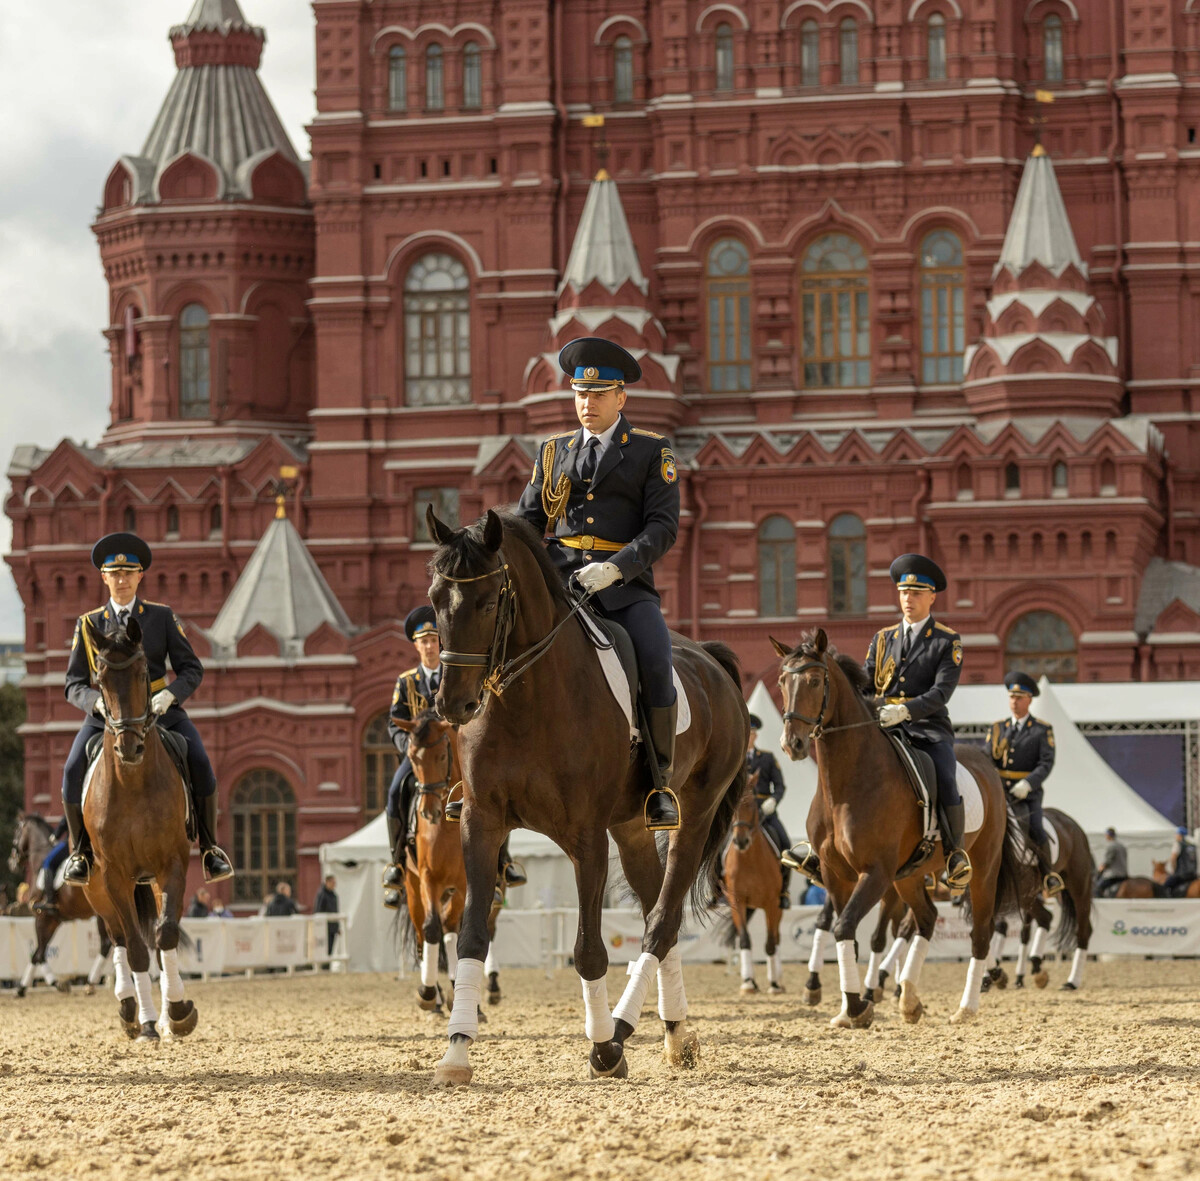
left=1052, top=460, right=1069, bottom=494
left=1004, top=610, right=1077, bottom=682
left=800, top=233, right=870, bottom=388
left=956, top=461, right=973, bottom=500
left=209, top=503, right=223, bottom=537
left=388, top=46, right=407, bottom=111
left=123, top=506, right=137, bottom=532
left=463, top=42, right=482, bottom=109
left=426, top=44, right=444, bottom=110
left=1099, top=458, right=1116, bottom=494
left=613, top=35, right=634, bottom=103
left=230, top=769, right=297, bottom=903
left=706, top=237, right=752, bottom=392
left=179, top=303, right=210, bottom=419
left=362, top=712, right=395, bottom=818
left=828, top=514, right=867, bottom=616
left=758, top=516, right=796, bottom=618
left=403, top=252, right=471, bottom=405
left=715, top=23, right=735, bottom=91
left=1005, top=461, right=1021, bottom=496
left=801, top=20, right=820, bottom=86
left=920, top=230, right=964, bottom=384
left=927, top=13, right=946, bottom=81
left=1043, top=14, right=1063, bottom=83
left=839, top=19, right=858, bottom=85
left=165, top=505, right=180, bottom=539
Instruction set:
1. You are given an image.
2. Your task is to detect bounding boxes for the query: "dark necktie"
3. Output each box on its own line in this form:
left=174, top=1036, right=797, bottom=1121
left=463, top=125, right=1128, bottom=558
left=900, top=626, right=911, bottom=660
left=117, top=608, right=129, bottom=631
left=429, top=670, right=440, bottom=695
left=580, top=437, right=600, bottom=483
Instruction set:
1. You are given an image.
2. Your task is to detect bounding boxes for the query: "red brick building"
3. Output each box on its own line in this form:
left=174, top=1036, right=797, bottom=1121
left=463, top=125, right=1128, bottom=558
left=9, top=0, right=1200, bottom=899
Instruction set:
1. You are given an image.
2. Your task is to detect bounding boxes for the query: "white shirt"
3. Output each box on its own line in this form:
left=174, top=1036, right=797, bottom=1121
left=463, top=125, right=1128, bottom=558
left=581, top=418, right=621, bottom=458
left=108, top=598, right=136, bottom=621
left=1009, top=714, right=1029, bottom=730
left=901, top=615, right=930, bottom=651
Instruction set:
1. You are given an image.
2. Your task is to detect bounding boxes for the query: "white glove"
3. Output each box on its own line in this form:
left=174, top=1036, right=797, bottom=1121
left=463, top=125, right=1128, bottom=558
left=93, top=698, right=107, bottom=720
left=151, top=689, right=176, bottom=716
left=760, top=797, right=777, bottom=816
left=1010, top=780, right=1031, bottom=801
left=878, top=703, right=910, bottom=728
left=575, top=561, right=622, bottom=593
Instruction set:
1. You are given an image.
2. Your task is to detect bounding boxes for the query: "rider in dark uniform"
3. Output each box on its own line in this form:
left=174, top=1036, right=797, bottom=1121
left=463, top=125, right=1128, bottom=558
left=746, top=714, right=794, bottom=910
left=864, top=554, right=971, bottom=889
left=61, top=533, right=233, bottom=886
left=32, top=818, right=69, bottom=915
left=987, top=671, right=1062, bottom=895
left=516, top=337, right=681, bottom=831
left=1164, top=826, right=1198, bottom=896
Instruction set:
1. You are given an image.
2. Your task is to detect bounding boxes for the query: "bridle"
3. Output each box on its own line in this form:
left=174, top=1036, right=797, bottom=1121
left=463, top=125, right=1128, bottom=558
left=780, top=653, right=877, bottom=741
left=94, top=647, right=154, bottom=747
left=413, top=732, right=454, bottom=799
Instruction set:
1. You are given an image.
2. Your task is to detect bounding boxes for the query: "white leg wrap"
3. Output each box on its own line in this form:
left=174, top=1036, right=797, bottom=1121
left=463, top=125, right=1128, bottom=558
left=612, top=951, right=660, bottom=1030
left=1067, top=948, right=1085, bottom=988
left=112, top=946, right=135, bottom=1001
left=899, top=935, right=930, bottom=986
left=87, top=954, right=109, bottom=987
left=1015, top=940, right=1029, bottom=978
left=421, top=941, right=439, bottom=988
left=864, top=950, right=883, bottom=990
left=1029, top=925, right=1047, bottom=960
left=19, top=963, right=34, bottom=990
left=879, top=936, right=908, bottom=977
left=38, top=962, right=57, bottom=986
left=836, top=940, right=861, bottom=996
left=739, top=948, right=754, bottom=981
left=446, top=958, right=485, bottom=1041
left=807, top=926, right=831, bottom=973
left=442, top=932, right=459, bottom=980
left=959, top=957, right=986, bottom=1013
left=657, top=947, right=688, bottom=1022
left=582, top=975, right=616, bottom=1042
left=988, top=930, right=1005, bottom=965
left=133, top=971, right=158, bottom=1025
left=766, top=951, right=782, bottom=987
left=159, top=948, right=185, bottom=1004
left=484, top=942, right=498, bottom=976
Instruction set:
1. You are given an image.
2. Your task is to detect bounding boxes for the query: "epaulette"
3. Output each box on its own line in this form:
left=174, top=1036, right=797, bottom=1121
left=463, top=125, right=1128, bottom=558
left=631, top=428, right=665, bottom=440
left=934, top=621, right=958, bottom=635
left=1033, top=717, right=1052, bottom=730
left=400, top=666, right=419, bottom=678
left=546, top=430, right=575, bottom=440
left=140, top=600, right=166, bottom=608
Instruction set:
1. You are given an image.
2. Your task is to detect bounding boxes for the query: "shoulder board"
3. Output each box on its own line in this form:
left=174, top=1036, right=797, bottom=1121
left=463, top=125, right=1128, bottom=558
left=934, top=621, right=957, bottom=635
left=1033, top=717, right=1052, bottom=730
left=140, top=600, right=167, bottom=609
left=630, top=428, right=665, bottom=440
left=400, top=666, right=419, bottom=678
left=85, top=606, right=106, bottom=620
left=546, top=430, right=575, bottom=440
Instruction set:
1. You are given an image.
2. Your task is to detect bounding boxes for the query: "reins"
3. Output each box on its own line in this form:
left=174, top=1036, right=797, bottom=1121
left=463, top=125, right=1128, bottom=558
left=94, top=649, right=155, bottom=746
left=780, top=655, right=879, bottom=740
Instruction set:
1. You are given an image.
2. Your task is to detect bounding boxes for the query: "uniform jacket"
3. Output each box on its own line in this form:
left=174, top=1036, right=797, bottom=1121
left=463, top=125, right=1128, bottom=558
left=387, top=664, right=441, bottom=756
left=987, top=715, right=1055, bottom=792
left=64, top=598, right=203, bottom=718
left=747, top=747, right=785, bottom=806
left=516, top=413, right=680, bottom=611
left=864, top=615, right=962, bottom=745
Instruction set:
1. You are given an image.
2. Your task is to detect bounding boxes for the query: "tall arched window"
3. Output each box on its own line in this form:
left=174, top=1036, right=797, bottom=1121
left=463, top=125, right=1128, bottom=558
left=404, top=252, right=471, bottom=405
left=801, top=20, right=820, bottom=86
left=1043, top=14, right=1063, bottom=83
left=165, top=505, right=180, bottom=538
left=920, top=230, right=964, bottom=384
left=1052, top=460, right=1068, bottom=494
left=388, top=46, right=407, bottom=111
left=362, top=712, right=394, bottom=818
left=715, top=23, right=735, bottom=91
left=706, top=237, right=752, bottom=392
left=230, top=769, right=297, bottom=903
left=800, top=233, right=870, bottom=388
left=759, top=516, right=797, bottom=618
left=1004, top=610, right=1077, bottom=682
left=123, top=506, right=137, bottom=532
left=828, top=514, right=867, bottom=616
left=927, top=14, right=946, bottom=81
left=613, top=35, right=634, bottom=103
left=426, top=44, right=444, bottom=110
left=1005, top=461, right=1021, bottom=496
left=839, top=19, right=858, bottom=85
left=209, top=503, right=223, bottom=537
left=179, top=303, right=210, bottom=419
left=463, top=42, right=482, bottom=109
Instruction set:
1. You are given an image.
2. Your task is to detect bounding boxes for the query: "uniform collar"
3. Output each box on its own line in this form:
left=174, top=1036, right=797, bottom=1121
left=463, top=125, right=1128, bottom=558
left=581, top=417, right=621, bottom=451
left=420, top=663, right=440, bottom=679
left=108, top=596, right=138, bottom=618
left=1010, top=714, right=1029, bottom=729
left=902, top=614, right=930, bottom=637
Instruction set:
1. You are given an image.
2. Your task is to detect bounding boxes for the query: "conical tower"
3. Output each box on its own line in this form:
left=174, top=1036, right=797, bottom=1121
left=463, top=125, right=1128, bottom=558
left=963, top=147, right=1120, bottom=421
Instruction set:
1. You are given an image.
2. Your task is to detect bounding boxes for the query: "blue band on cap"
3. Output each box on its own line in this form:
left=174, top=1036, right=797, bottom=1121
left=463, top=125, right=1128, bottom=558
left=574, top=365, right=624, bottom=382
left=412, top=623, right=437, bottom=637
left=896, top=573, right=935, bottom=589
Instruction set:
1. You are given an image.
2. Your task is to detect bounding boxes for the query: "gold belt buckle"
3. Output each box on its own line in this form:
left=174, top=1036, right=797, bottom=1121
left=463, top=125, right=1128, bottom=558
left=579, top=534, right=595, bottom=550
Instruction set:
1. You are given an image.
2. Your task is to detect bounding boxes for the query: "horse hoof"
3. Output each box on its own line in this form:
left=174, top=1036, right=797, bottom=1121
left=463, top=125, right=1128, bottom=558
left=137, top=1022, right=160, bottom=1043
left=589, top=1043, right=629, bottom=1079
left=487, top=973, right=502, bottom=1006
left=663, top=1022, right=700, bottom=1069
left=418, top=985, right=441, bottom=1012
left=1059, top=981, right=1078, bottom=992
left=768, top=983, right=786, bottom=996
left=83, top=984, right=96, bottom=997
left=740, top=979, right=759, bottom=994
left=994, top=969, right=1008, bottom=990
left=863, top=986, right=876, bottom=1003
left=55, top=980, right=71, bottom=995
left=168, top=1000, right=198, bottom=1037
left=475, top=1006, right=488, bottom=1024
left=118, top=996, right=139, bottom=1037
left=803, top=987, right=821, bottom=1007
left=950, top=1006, right=978, bottom=1025
left=980, top=975, right=991, bottom=994
left=900, top=983, right=924, bottom=1024
left=831, top=1001, right=874, bottom=1030
left=1033, top=971, right=1050, bottom=990
left=893, top=986, right=902, bottom=1001
left=431, top=1063, right=473, bottom=1088
left=14, top=987, right=25, bottom=1000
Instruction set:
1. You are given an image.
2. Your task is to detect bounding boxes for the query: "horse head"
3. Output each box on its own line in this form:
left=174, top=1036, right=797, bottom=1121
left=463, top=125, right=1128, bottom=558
left=85, top=614, right=152, bottom=764
left=7, top=812, right=28, bottom=875
left=771, top=628, right=833, bottom=761
left=395, top=711, right=455, bottom=823
left=731, top=770, right=761, bottom=852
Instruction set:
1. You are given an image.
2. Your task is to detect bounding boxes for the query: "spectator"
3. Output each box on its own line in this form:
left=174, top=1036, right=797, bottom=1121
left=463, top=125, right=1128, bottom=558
left=262, top=880, right=300, bottom=917
left=187, top=887, right=212, bottom=918
left=209, top=897, right=233, bottom=918
left=7, top=883, right=33, bottom=917
left=801, top=881, right=827, bottom=906
left=313, top=874, right=340, bottom=959
left=1094, top=827, right=1128, bottom=898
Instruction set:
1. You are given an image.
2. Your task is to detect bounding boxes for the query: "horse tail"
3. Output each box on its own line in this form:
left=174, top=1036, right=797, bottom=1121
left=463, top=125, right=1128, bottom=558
left=992, top=813, right=1028, bottom=919
left=716, top=912, right=737, bottom=948
left=1054, top=883, right=1079, bottom=953
left=394, top=898, right=419, bottom=969
left=133, top=882, right=159, bottom=950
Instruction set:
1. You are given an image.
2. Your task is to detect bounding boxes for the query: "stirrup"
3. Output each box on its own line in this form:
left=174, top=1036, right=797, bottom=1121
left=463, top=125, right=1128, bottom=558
left=202, top=846, right=235, bottom=884
left=945, top=849, right=973, bottom=891
left=382, top=863, right=404, bottom=888
left=382, top=888, right=403, bottom=911
left=445, top=781, right=464, bottom=823
left=502, top=859, right=527, bottom=887
left=643, top=787, right=680, bottom=832
left=63, top=854, right=91, bottom=886
left=1042, top=871, right=1065, bottom=897
left=782, top=842, right=821, bottom=883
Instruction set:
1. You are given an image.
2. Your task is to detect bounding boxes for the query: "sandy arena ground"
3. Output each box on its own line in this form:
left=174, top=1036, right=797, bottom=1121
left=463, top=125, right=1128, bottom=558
left=1, top=958, right=1198, bottom=1180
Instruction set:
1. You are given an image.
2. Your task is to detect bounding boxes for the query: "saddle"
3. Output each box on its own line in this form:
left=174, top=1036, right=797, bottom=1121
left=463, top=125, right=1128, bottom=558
left=84, top=725, right=196, bottom=841
left=883, top=730, right=942, bottom=880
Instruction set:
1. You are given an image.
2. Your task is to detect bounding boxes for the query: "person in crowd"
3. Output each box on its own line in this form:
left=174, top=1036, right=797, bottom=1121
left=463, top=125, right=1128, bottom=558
left=1094, top=827, right=1128, bottom=897
left=1163, top=826, right=1197, bottom=896
left=314, top=873, right=340, bottom=959
left=186, top=887, right=212, bottom=918
left=209, top=896, right=233, bottom=918
left=262, top=880, right=300, bottom=917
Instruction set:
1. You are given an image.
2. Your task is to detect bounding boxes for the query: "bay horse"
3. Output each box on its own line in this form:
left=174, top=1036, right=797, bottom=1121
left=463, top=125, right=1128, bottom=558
left=80, top=615, right=198, bottom=1042
left=426, top=508, right=747, bottom=1085
left=804, top=887, right=908, bottom=1009
left=774, top=629, right=1022, bottom=1026
left=722, top=771, right=786, bottom=995
left=1116, top=859, right=1200, bottom=899
left=393, top=711, right=503, bottom=1013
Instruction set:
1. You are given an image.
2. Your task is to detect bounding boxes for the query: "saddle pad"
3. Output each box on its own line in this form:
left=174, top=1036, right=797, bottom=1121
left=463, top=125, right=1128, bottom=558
left=35, top=865, right=68, bottom=893
left=959, top=764, right=984, bottom=835
left=593, top=642, right=691, bottom=740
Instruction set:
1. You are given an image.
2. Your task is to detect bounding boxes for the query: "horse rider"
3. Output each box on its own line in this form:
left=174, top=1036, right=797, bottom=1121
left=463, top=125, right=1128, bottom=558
left=1163, top=826, right=1197, bottom=896
left=516, top=337, right=681, bottom=831
left=61, top=533, right=233, bottom=886
left=987, top=671, right=1063, bottom=895
left=1094, top=826, right=1128, bottom=898
left=865, top=554, right=972, bottom=890
left=381, top=606, right=525, bottom=909
left=32, top=816, right=68, bottom=915
left=746, top=714, right=794, bottom=910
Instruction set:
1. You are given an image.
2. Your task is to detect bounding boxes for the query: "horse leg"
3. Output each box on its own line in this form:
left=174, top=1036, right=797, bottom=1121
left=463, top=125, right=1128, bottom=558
left=805, top=895, right=834, bottom=1006
left=86, top=917, right=114, bottom=995
left=30, top=913, right=67, bottom=993
left=419, top=900, right=446, bottom=1013
left=829, top=869, right=889, bottom=1029
left=732, top=902, right=756, bottom=993
left=157, top=862, right=197, bottom=1037
left=951, top=853, right=1002, bottom=1024
left=1014, top=912, right=1032, bottom=987
left=1029, top=904, right=1051, bottom=988
left=1062, top=880, right=1091, bottom=991
left=863, top=902, right=891, bottom=1003
left=109, top=883, right=158, bottom=1043
left=765, top=907, right=784, bottom=995
left=982, top=917, right=1009, bottom=993
left=894, top=881, right=938, bottom=1023
left=878, top=911, right=915, bottom=1002
left=484, top=940, right=501, bottom=1006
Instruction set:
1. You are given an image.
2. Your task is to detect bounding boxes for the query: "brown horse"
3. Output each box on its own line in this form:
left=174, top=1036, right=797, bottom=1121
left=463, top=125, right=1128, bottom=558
left=426, top=508, right=747, bottom=1085
left=722, top=771, right=785, bottom=995
left=804, top=887, right=909, bottom=1008
left=774, top=629, right=1022, bottom=1027
left=80, top=615, right=198, bottom=1042
left=1117, top=859, right=1200, bottom=899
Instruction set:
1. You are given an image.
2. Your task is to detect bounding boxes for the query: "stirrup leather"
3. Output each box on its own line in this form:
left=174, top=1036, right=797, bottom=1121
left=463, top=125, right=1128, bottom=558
left=643, top=787, right=681, bottom=832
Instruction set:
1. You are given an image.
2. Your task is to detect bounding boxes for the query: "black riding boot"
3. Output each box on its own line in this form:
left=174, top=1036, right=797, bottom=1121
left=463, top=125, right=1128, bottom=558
left=62, top=800, right=91, bottom=885
left=382, top=814, right=405, bottom=888
left=779, top=865, right=793, bottom=910
left=199, top=794, right=234, bottom=883
left=941, top=802, right=972, bottom=890
left=644, top=702, right=680, bottom=831
left=1033, top=835, right=1064, bottom=896
left=498, top=838, right=527, bottom=887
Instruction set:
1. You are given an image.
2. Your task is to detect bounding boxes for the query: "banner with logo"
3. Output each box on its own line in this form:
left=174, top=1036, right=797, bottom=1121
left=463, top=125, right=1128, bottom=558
left=1090, top=900, right=1200, bottom=956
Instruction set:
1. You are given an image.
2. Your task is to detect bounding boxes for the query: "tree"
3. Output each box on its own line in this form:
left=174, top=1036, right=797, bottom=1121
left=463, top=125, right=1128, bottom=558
left=0, top=683, right=27, bottom=901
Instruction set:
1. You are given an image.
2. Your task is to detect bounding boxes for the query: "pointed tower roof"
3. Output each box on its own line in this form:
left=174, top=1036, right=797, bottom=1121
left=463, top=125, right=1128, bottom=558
left=207, top=511, right=353, bottom=660
left=995, top=146, right=1084, bottom=278
left=560, top=170, right=648, bottom=296
left=173, top=0, right=254, bottom=33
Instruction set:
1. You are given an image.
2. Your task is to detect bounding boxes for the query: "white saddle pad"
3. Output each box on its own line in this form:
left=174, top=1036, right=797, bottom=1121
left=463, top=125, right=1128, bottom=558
left=35, top=862, right=69, bottom=894
left=960, top=763, right=984, bottom=836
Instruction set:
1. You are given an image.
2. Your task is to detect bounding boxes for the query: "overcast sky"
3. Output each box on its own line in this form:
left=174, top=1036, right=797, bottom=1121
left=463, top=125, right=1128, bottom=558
left=0, top=0, right=315, bottom=637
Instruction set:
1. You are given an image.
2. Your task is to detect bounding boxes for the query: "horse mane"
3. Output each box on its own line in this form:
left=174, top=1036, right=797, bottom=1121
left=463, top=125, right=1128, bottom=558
left=428, top=510, right=571, bottom=609
left=795, top=630, right=874, bottom=699
left=24, top=813, right=53, bottom=837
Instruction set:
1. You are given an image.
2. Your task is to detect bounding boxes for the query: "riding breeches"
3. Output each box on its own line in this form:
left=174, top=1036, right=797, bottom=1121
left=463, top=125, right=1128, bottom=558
left=42, top=840, right=68, bottom=876
left=594, top=599, right=675, bottom=709
left=906, top=734, right=961, bottom=810
left=61, top=712, right=217, bottom=805
left=761, top=811, right=790, bottom=856
left=1009, top=786, right=1048, bottom=845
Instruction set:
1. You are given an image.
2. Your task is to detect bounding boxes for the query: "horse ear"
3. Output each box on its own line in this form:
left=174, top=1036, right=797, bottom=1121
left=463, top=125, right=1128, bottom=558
left=813, top=628, right=828, bottom=655
left=769, top=636, right=793, bottom=659
left=84, top=616, right=108, bottom=652
left=483, top=509, right=504, bottom=553
left=125, top=616, right=142, bottom=645
left=392, top=718, right=417, bottom=734
left=426, top=504, right=458, bottom=546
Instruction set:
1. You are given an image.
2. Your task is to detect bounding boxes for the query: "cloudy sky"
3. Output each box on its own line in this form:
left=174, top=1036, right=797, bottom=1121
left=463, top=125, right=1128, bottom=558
left=0, top=0, right=315, bottom=636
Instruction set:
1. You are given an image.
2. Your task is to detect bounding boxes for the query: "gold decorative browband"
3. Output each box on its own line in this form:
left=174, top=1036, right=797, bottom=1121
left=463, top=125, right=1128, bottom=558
left=998, top=770, right=1030, bottom=781
left=556, top=535, right=624, bottom=553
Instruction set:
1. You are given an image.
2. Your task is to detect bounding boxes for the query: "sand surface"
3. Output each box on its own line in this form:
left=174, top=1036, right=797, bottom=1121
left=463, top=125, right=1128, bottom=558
left=1, top=958, right=1198, bottom=1180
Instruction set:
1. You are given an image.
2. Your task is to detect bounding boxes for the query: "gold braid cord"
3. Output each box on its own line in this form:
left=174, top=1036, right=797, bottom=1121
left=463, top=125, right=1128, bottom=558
left=539, top=440, right=571, bottom=528
left=873, top=631, right=895, bottom=696
left=405, top=674, right=431, bottom=718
